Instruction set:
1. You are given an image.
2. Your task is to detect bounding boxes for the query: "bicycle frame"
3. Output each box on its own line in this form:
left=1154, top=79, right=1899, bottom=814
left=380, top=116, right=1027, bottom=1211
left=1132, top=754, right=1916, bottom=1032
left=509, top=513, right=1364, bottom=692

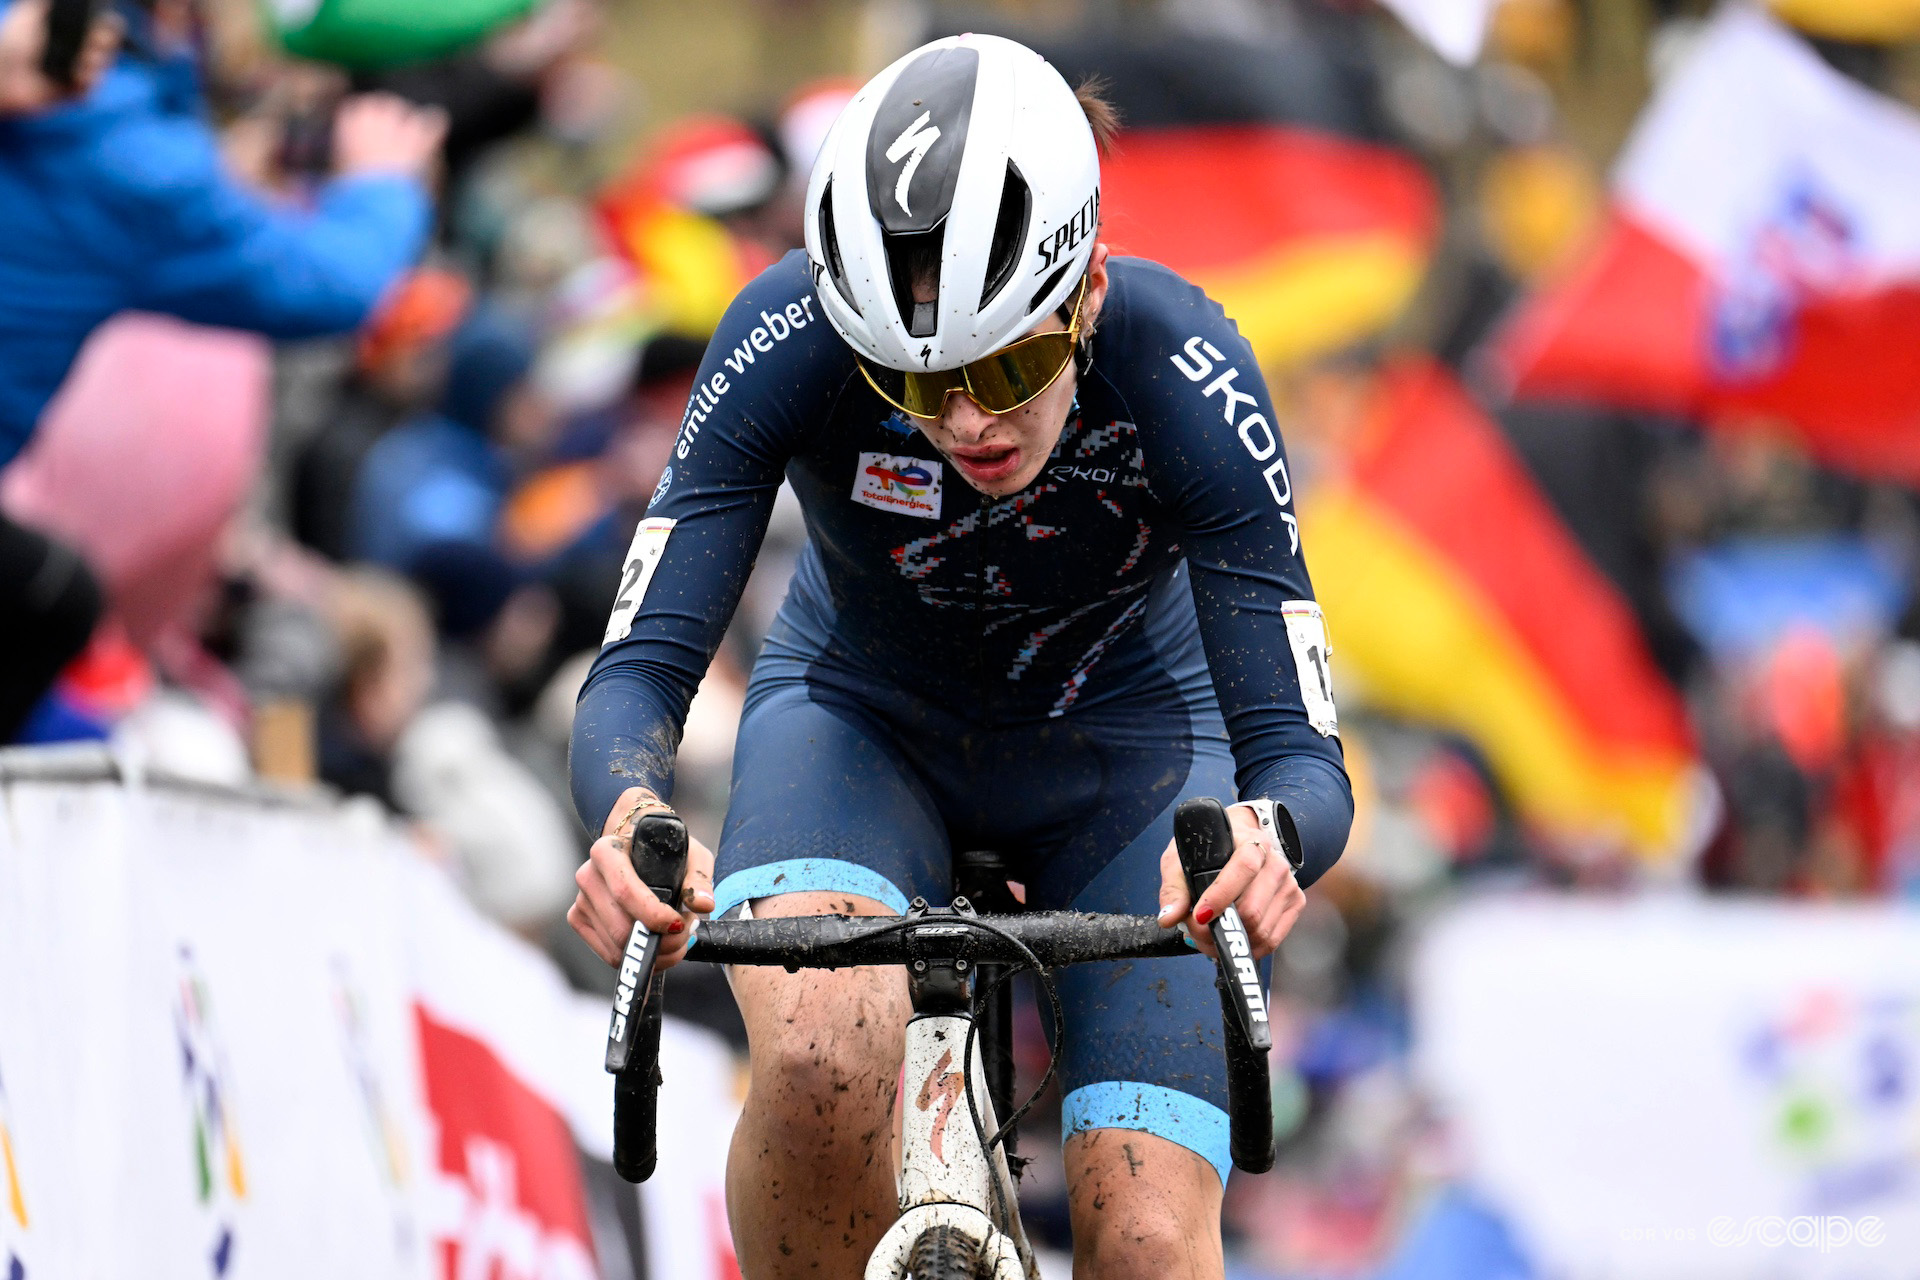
left=863, top=919, right=1032, bottom=1279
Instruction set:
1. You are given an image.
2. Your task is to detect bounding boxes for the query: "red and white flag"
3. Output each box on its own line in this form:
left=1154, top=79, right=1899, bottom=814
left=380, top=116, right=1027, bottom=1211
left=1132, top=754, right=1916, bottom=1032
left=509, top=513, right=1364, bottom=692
left=1497, top=7, right=1920, bottom=486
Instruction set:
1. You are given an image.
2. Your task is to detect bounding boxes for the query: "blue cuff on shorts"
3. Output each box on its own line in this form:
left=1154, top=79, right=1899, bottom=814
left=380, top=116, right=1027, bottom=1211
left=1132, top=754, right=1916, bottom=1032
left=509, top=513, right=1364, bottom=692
left=1061, top=1081, right=1233, bottom=1186
left=711, top=858, right=911, bottom=919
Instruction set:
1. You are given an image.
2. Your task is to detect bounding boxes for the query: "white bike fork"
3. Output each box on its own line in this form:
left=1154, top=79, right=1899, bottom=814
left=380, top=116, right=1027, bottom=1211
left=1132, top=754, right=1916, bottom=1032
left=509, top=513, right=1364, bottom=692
left=864, top=1012, right=1034, bottom=1279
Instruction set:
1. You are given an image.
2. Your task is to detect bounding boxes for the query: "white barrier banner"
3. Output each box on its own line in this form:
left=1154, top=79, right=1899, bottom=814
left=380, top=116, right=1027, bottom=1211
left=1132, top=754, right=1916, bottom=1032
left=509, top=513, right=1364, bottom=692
left=0, top=770, right=739, bottom=1280
left=1414, top=898, right=1920, bottom=1278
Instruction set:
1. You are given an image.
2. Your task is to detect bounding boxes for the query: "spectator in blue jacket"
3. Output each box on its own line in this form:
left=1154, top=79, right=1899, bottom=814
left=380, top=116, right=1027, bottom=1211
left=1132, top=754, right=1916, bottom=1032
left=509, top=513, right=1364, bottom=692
left=0, top=0, right=442, bottom=741
left=0, top=0, right=446, bottom=469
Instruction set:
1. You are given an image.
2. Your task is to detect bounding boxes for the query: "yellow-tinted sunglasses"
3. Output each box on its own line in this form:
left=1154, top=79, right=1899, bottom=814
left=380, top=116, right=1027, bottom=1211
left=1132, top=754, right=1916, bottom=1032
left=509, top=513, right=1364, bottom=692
left=856, top=279, right=1088, bottom=418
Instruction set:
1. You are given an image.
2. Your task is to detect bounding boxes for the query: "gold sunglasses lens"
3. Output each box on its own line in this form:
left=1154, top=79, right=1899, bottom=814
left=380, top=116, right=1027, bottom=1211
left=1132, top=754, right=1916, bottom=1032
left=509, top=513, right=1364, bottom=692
left=962, top=331, right=1076, bottom=413
left=856, top=359, right=963, bottom=417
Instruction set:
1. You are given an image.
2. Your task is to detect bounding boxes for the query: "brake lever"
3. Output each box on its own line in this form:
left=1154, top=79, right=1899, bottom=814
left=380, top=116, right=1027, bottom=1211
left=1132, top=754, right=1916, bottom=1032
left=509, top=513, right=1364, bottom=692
left=605, top=810, right=689, bottom=1072
left=1174, top=797, right=1277, bottom=1173
left=605, top=810, right=688, bottom=1184
left=1173, top=798, right=1272, bottom=1053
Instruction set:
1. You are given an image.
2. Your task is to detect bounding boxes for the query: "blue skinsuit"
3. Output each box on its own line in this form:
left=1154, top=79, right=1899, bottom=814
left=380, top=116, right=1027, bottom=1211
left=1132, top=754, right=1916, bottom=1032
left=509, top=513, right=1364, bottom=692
left=571, top=250, right=1352, bottom=1182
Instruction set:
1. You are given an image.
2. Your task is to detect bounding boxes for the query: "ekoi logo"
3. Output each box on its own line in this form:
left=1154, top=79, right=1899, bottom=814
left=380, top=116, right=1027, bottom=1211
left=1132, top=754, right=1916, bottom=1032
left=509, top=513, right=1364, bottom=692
left=852, top=451, right=943, bottom=519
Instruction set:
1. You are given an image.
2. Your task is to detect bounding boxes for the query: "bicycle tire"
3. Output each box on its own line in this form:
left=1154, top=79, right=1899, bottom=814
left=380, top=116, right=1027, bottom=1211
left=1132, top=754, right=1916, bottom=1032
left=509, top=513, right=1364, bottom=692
left=901, top=1223, right=990, bottom=1280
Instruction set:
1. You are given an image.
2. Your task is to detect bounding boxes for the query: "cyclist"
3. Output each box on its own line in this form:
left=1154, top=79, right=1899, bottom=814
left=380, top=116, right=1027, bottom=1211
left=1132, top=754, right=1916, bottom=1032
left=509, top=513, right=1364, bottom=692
left=569, top=34, right=1352, bottom=1279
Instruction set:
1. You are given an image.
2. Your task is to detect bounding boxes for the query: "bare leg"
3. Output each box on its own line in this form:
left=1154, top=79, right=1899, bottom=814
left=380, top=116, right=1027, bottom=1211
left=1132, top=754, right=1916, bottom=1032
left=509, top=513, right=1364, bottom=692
left=1065, top=1128, right=1224, bottom=1280
left=726, top=891, right=908, bottom=1278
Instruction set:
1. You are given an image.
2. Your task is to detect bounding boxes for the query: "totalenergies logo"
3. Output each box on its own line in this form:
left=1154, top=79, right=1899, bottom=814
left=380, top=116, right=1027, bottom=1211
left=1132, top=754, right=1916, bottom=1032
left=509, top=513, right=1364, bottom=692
left=853, top=451, right=941, bottom=518
left=865, top=460, right=933, bottom=497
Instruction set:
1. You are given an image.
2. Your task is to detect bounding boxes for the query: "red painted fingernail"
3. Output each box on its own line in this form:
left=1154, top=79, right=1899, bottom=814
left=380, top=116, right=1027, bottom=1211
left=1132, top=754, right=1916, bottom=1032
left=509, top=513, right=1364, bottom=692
left=668, top=919, right=684, bottom=934
left=1193, top=905, right=1216, bottom=926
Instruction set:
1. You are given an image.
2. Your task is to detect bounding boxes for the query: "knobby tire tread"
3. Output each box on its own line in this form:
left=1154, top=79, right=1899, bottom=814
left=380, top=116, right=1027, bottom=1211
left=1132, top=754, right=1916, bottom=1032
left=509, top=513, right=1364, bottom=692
left=902, top=1223, right=989, bottom=1280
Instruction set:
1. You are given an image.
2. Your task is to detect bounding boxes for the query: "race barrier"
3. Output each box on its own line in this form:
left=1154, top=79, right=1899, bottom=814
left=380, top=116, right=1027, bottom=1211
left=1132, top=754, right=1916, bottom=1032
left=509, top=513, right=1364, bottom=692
left=1415, top=896, right=1920, bottom=1277
left=0, top=746, right=740, bottom=1280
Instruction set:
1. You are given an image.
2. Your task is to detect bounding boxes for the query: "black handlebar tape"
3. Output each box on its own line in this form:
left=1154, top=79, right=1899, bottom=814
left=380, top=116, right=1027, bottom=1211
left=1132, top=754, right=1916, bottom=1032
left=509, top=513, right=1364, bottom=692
left=606, top=810, right=688, bottom=1184
left=612, top=982, right=666, bottom=1182
left=1173, top=798, right=1277, bottom=1173
left=1221, top=996, right=1276, bottom=1174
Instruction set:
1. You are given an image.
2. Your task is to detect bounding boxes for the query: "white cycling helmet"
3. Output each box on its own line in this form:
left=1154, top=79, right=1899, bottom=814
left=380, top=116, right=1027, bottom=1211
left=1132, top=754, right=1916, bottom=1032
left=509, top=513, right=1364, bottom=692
left=804, top=34, right=1102, bottom=373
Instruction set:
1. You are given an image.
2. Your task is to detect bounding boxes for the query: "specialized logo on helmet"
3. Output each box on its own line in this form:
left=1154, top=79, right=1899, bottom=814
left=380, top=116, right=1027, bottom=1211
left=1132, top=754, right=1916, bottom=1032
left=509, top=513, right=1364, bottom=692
left=1036, top=190, right=1100, bottom=274
left=864, top=45, right=977, bottom=235
left=885, top=111, right=942, bottom=217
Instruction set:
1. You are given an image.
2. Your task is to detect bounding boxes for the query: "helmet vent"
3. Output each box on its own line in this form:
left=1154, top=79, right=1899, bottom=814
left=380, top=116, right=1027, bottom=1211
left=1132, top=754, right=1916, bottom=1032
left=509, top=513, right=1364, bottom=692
left=979, top=163, right=1031, bottom=310
left=883, top=224, right=947, bottom=339
left=818, top=180, right=859, bottom=317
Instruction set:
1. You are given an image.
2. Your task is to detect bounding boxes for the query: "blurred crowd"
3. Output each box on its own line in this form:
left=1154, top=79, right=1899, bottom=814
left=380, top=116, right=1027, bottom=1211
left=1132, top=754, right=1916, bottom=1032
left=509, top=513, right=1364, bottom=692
left=4, top=0, right=1920, bottom=1275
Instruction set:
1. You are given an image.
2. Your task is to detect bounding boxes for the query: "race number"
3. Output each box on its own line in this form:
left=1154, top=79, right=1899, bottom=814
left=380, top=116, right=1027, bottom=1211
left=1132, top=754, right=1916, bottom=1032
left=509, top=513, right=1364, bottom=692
left=1282, top=600, right=1339, bottom=738
left=603, top=518, right=677, bottom=645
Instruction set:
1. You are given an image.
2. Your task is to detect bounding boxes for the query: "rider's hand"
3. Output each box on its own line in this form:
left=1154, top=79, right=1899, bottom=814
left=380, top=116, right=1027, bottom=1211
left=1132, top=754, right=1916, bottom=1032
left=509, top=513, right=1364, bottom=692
left=1155, top=802, right=1304, bottom=961
left=331, top=93, right=448, bottom=180
left=568, top=786, right=716, bottom=973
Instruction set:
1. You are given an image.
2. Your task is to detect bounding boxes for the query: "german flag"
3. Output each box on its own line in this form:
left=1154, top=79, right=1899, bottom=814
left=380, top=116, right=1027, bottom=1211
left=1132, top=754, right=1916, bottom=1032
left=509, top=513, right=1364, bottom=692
left=1302, top=358, right=1703, bottom=861
left=596, top=118, right=779, bottom=339
left=1101, top=125, right=1439, bottom=369
left=593, top=194, right=766, bottom=342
